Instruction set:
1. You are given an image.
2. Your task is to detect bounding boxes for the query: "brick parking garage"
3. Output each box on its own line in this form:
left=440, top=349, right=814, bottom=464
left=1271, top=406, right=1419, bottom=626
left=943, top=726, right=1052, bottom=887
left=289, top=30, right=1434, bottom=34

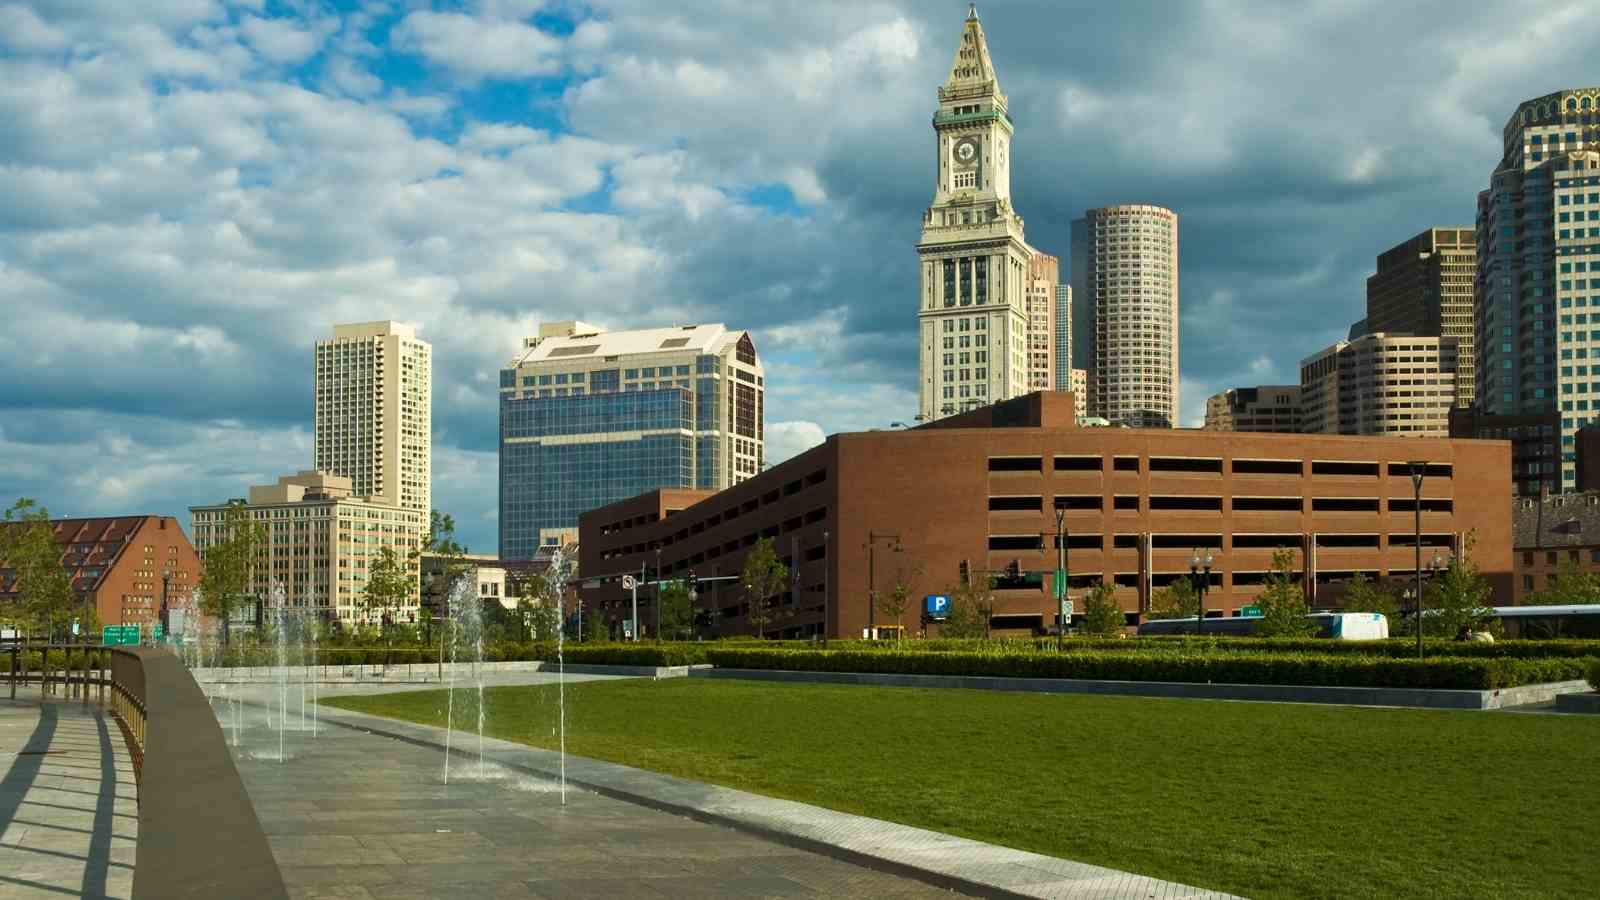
left=579, top=392, right=1512, bottom=639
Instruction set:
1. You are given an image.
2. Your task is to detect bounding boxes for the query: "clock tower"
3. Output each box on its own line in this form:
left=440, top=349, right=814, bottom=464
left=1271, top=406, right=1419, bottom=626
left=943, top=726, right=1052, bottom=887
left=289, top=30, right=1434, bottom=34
left=917, top=4, right=1033, bottom=422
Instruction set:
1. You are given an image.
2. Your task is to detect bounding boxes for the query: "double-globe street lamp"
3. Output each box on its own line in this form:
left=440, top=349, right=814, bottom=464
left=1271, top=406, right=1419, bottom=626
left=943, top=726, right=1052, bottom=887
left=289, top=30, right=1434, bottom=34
left=1189, top=551, right=1214, bottom=635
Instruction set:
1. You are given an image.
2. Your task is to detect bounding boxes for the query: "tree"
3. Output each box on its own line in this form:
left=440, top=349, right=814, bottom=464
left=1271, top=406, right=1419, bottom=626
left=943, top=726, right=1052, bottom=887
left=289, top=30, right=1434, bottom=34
left=197, top=500, right=267, bottom=645
left=877, top=561, right=924, bottom=641
left=419, top=511, right=470, bottom=640
left=361, top=545, right=414, bottom=629
left=523, top=596, right=560, bottom=641
left=940, top=571, right=997, bottom=639
left=1256, top=547, right=1315, bottom=637
left=581, top=608, right=609, bottom=642
left=1, top=498, right=78, bottom=640
left=1531, top=558, right=1600, bottom=606
left=1425, top=533, right=1497, bottom=638
left=1338, top=572, right=1401, bottom=627
left=740, top=537, right=788, bottom=637
left=657, top=579, right=693, bottom=641
left=1080, top=581, right=1126, bottom=637
left=1147, top=577, right=1198, bottom=620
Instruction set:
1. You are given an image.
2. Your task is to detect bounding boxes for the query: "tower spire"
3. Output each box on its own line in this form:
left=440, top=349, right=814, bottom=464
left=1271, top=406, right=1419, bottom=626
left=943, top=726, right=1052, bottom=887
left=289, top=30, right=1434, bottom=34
left=943, top=4, right=1002, bottom=101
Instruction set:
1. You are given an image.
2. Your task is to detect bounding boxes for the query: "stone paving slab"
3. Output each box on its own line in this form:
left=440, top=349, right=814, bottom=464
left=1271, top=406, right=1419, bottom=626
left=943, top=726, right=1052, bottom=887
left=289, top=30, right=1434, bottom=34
left=0, top=689, right=139, bottom=900
left=217, top=681, right=959, bottom=900
left=281, top=683, right=1236, bottom=900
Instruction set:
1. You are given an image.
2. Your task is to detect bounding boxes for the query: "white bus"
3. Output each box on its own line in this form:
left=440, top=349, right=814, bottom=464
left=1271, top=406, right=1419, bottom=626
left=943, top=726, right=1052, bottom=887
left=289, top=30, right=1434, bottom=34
left=1137, top=612, right=1388, bottom=639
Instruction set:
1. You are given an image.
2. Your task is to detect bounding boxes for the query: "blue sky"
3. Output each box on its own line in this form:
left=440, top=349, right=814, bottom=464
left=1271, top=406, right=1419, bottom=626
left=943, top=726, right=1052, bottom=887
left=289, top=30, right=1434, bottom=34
left=3, top=0, right=1598, bottom=553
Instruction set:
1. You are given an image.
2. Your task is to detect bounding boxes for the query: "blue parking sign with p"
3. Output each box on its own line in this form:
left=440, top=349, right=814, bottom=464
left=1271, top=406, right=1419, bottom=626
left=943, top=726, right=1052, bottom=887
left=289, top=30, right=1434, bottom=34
left=925, top=594, right=951, bottom=619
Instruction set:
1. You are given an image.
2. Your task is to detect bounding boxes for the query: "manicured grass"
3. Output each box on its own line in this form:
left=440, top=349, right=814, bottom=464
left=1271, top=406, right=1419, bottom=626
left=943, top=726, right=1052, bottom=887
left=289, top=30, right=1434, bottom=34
left=323, top=680, right=1600, bottom=899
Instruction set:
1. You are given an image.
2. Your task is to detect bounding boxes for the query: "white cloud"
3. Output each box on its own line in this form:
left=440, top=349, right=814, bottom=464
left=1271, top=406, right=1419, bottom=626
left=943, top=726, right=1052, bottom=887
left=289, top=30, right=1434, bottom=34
left=240, top=14, right=335, bottom=65
left=764, top=421, right=827, bottom=466
left=391, top=10, right=563, bottom=80
left=0, top=4, right=68, bottom=51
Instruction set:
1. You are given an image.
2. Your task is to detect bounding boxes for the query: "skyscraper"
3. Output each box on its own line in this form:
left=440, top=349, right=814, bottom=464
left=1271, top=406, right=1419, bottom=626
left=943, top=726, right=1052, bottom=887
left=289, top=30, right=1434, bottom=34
left=313, top=321, right=432, bottom=519
left=1070, top=205, right=1180, bottom=427
left=1365, top=227, right=1476, bottom=407
left=916, top=7, right=1032, bottom=422
left=498, top=321, right=763, bottom=560
left=1025, top=252, right=1059, bottom=392
left=1300, top=334, right=1460, bottom=436
left=1476, top=88, right=1600, bottom=491
left=1054, top=283, right=1072, bottom=391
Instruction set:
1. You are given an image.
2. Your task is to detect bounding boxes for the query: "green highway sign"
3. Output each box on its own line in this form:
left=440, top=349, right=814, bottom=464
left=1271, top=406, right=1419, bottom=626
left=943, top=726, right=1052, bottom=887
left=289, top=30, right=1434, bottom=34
left=1240, top=606, right=1262, bottom=617
left=101, top=624, right=141, bottom=646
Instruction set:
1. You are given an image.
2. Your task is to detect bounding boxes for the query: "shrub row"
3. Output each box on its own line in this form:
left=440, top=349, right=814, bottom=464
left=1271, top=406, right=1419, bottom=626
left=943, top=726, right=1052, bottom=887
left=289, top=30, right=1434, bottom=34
left=700, top=647, right=1590, bottom=691
left=806, top=636, right=1600, bottom=660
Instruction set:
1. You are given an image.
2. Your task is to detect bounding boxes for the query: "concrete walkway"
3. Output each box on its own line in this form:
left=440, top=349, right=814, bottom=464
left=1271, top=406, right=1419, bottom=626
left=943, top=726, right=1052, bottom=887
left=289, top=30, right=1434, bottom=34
left=0, top=688, right=138, bottom=899
left=214, top=674, right=951, bottom=899
left=218, top=676, right=1233, bottom=899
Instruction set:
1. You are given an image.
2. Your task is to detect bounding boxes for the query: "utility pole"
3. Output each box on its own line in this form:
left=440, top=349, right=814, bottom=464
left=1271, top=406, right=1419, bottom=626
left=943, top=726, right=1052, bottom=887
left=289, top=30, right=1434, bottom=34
left=1409, top=461, right=1426, bottom=659
left=822, top=530, right=830, bottom=645
left=655, top=547, right=662, bottom=641
left=631, top=561, right=644, bottom=642
left=1053, top=508, right=1066, bottom=652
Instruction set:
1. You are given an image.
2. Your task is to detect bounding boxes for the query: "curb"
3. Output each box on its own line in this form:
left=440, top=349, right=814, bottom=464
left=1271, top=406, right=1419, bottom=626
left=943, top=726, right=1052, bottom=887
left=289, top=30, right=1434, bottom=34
left=689, top=668, right=1592, bottom=710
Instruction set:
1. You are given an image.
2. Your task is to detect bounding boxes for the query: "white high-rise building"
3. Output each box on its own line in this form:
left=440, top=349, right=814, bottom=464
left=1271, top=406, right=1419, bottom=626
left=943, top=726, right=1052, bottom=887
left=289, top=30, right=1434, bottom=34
left=917, top=6, right=1033, bottom=422
left=314, top=322, right=432, bottom=520
left=1070, top=205, right=1180, bottom=427
left=1025, top=253, right=1059, bottom=392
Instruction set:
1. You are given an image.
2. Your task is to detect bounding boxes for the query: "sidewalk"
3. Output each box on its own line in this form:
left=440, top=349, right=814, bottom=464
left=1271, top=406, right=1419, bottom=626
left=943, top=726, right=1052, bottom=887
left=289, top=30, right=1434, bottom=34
left=222, top=677, right=1234, bottom=899
left=0, top=688, right=138, bottom=899
left=218, top=677, right=954, bottom=899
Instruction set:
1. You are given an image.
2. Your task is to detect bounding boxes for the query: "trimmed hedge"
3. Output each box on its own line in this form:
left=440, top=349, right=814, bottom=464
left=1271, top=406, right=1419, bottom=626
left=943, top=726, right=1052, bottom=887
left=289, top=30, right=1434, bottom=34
left=700, top=647, right=1590, bottom=691
left=814, top=636, right=1600, bottom=660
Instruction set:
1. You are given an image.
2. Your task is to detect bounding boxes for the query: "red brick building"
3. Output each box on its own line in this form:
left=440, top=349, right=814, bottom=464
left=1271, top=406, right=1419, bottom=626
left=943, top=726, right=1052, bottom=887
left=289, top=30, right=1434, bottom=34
left=579, top=392, right=1513, bottom=639
left=0, top=516, right=201, bottom=629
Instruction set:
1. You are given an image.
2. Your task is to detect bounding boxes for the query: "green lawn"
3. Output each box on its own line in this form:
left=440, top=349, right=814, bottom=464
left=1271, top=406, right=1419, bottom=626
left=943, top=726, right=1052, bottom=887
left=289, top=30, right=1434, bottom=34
left=323, top=680, right=1600, bottom=899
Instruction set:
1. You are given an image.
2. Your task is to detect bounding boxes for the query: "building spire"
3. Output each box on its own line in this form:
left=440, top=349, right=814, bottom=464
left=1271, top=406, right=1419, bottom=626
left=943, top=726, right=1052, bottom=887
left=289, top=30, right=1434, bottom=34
left=943, top=4, right=1002, bottom=100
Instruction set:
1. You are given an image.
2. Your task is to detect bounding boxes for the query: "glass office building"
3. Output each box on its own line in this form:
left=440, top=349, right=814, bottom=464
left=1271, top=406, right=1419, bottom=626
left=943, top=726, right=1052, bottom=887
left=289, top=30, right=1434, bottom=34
left=498, top=321, right=765, bottom=560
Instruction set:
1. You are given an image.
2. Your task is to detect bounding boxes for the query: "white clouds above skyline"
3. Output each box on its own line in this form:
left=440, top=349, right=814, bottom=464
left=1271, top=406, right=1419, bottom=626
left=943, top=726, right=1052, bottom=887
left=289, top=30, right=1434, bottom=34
left=2, top=0, right=1595, bottom=552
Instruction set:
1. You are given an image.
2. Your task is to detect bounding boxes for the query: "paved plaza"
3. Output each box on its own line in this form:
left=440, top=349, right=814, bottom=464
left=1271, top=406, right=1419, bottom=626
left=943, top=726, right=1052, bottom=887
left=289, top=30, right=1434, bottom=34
left=215, top=674, right=958, bottom=899
left=0, top=688, right=136, bottom=900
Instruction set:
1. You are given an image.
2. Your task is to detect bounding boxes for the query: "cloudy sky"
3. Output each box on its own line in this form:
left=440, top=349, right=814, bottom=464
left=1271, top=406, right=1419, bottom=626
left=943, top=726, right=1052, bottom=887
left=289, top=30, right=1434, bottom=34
left=2, top=0, right=1595, bottom=553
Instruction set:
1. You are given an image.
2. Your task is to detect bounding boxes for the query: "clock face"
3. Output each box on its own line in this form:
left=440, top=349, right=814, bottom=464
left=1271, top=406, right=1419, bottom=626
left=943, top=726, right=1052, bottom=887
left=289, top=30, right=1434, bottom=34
left=954, top=138, right=977, bottom=164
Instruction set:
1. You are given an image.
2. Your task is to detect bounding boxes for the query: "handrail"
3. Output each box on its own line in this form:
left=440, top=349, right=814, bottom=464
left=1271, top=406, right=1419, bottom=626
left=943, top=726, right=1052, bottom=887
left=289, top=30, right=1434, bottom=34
left=119, top=648, right=290, bottom=899
left=2, top=643, right=290, bottom=899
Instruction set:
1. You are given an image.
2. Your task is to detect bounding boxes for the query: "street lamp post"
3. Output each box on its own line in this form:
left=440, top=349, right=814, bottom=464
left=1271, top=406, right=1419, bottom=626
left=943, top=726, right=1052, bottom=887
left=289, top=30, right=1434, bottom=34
left=821, top=530, right=830, bottom=645
left=1408, top=460, right=1426, bottom=659
left=654, top=547, right=662, bottom=641
left=1189, top=551, right=1214, bottom=635
left=160, top=568, right=172, bottom=642
left=865, top=531, right=902, bottom=639
left=1053, top=507, right=1069, bottom=651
